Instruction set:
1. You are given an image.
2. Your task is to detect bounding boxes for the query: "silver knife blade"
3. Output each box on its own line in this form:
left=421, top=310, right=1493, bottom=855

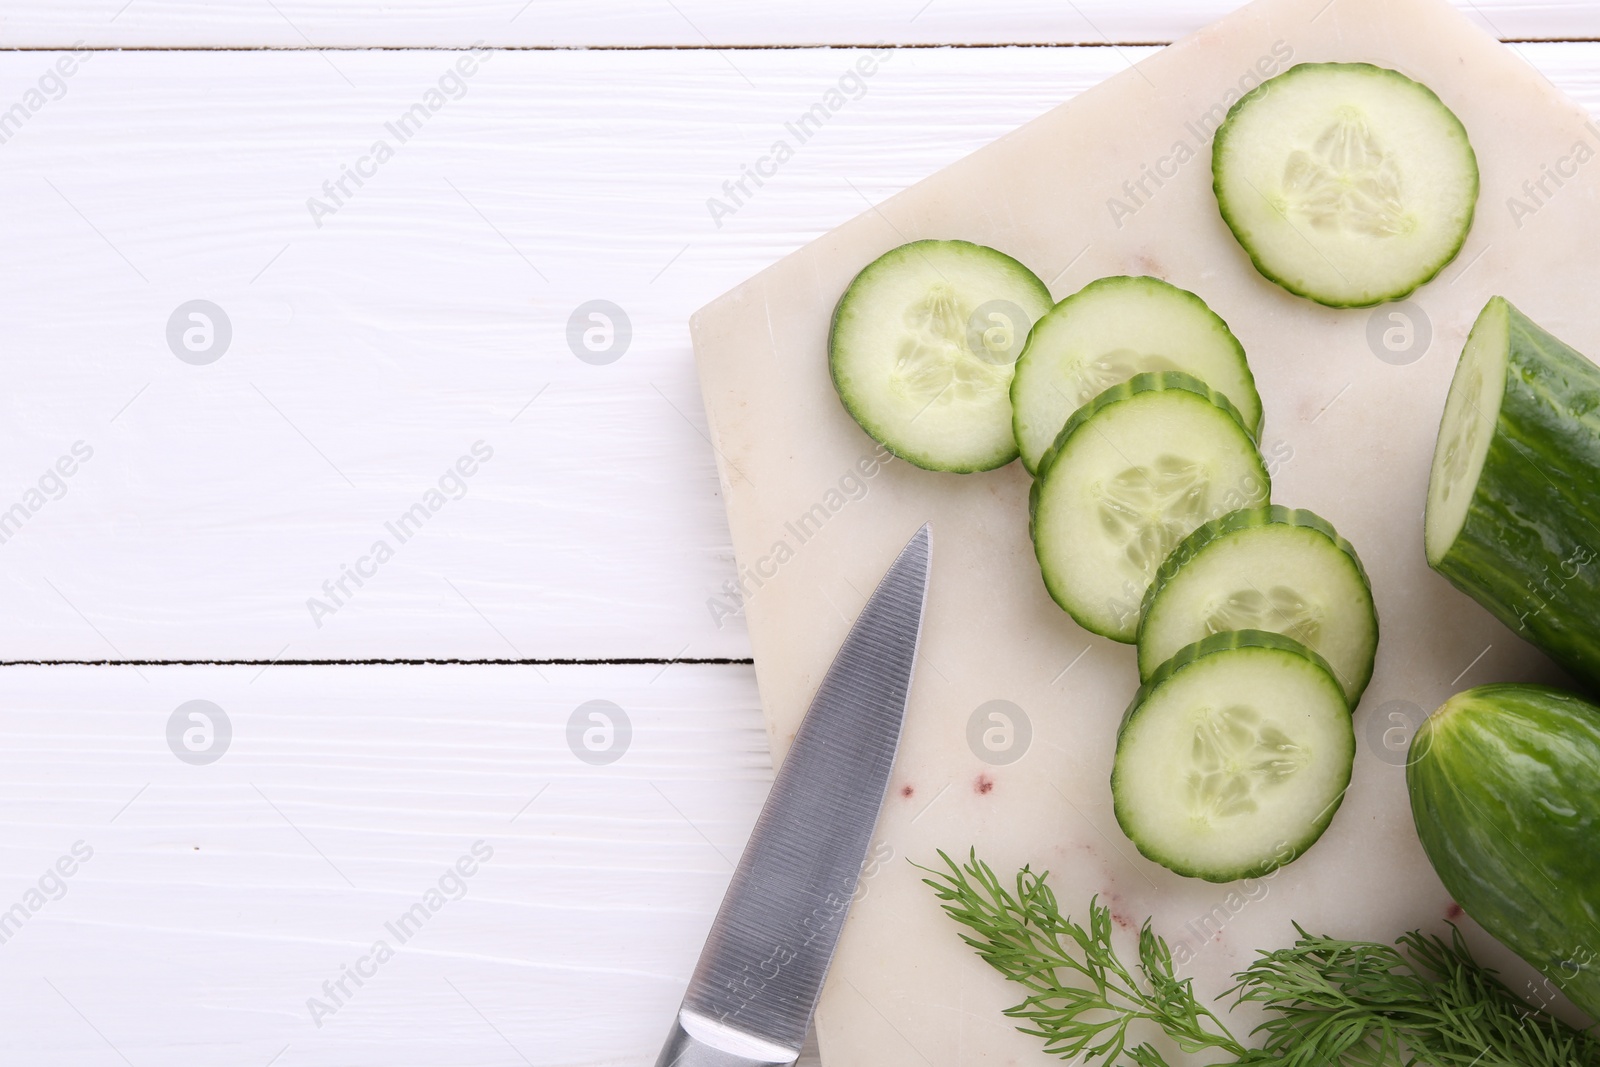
left=655, top=523, right=931, bottom=1067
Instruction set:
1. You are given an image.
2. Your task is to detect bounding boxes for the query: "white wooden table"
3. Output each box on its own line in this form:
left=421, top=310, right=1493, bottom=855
left=2, top=4, right=1597, bottom=1063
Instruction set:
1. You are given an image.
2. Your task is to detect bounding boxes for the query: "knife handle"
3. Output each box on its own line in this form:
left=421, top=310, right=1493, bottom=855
left=654, top=1009, right=799, bottom=1067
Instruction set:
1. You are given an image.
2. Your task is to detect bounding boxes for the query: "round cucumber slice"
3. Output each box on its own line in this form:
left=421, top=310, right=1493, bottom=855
left=1138, top=506, right=1378, bottom=706
left=1212, top=62, right=1479, bottom=308
left=1029, top=372, right=1270, bottom=642
left=829, top=239, right=1054, bottom=472
left=1113, top=629, right=1355, bottom=883
left=1010, top=275, right=1263, bottom=475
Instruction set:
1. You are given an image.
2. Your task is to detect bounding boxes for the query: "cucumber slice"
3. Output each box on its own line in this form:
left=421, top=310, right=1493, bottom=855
left=1138, top=506, right=1378, bottom=706
left=1212, top=62, right=1478, bottom=307
left=1029, top=372, right=1269, bottom=642
left=829, top=239, right=1054, bottom=472
left=1113, top=630, right=1355, bottom=883
left=1010, top=276, right=1263, bottom=475
left=1426, top=297, right=1600, bottom=691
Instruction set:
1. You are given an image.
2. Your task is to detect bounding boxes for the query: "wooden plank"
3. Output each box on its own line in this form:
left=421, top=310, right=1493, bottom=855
left=0, top=44, right=1117, bottom=660
left=0, top=662, right=768, bottom=1066
left=2, top=0, right=1597, bottom=48
left=4, top=42, right=1600, bottom=660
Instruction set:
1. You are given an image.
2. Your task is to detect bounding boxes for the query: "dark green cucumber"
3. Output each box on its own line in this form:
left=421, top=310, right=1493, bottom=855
left=1407, top=684, right=1600, bottom=1019
left=1425, top=297, right=1600, bottom=691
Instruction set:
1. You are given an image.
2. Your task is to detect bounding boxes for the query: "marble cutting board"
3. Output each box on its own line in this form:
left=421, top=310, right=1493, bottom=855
left=689, top=0, right=1597, bottom=1060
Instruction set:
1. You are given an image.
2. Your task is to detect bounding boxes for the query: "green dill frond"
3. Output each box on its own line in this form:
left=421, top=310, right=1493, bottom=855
left=922, top=850, right=1600, bottom=1067
left=917, top=849, right=1248, bottom=1066
left=1229, top=925, right=1600, bottom=1066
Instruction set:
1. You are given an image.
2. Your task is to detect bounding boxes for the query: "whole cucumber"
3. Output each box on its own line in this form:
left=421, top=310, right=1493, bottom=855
left=1408, top=683, right=1600, bottom=1019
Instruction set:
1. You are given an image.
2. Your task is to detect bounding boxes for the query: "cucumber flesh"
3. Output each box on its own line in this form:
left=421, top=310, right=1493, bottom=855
left=1113, top=630, right=1354, bottom=883
left=1139, top=506, right=1378, bottom=706
left=1010, top=275, right=1262, bottom=474
left=1030, top=372, right=1269, bottom=642
left=829, top=239, right=1054, bottom=472
left=1424, top=297, right=1509, bottom=566
left=1213, top=63, right=1478, bottom=307
left=1425, top=297, right=1600, bottom=691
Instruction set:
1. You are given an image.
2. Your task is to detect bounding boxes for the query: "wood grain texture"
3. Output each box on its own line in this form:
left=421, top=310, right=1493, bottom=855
left=2, top=25, right=1600, bottom=1067
left=0, top=44, right=1114, bottom=660
left=2, top=0, right=1599, bottom=48
left=0, top=663, right=769, bottom=1066
left=5, top=42, right=1600, bottom=661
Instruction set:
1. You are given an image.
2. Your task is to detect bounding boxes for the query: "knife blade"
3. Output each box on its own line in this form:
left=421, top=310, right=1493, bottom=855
left=655, top=523, right=932, bottom=1067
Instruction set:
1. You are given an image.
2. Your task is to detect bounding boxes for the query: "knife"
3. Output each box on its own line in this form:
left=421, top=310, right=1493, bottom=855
left=655, top=523, right=932, bottom=1067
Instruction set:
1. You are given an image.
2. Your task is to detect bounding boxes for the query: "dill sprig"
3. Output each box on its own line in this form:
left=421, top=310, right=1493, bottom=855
left=1232, top=927, right=1600, bottom=1066
left=919, top=849, right=1600, bottom=1067
left=918, top=848, right=1249, bottom=1065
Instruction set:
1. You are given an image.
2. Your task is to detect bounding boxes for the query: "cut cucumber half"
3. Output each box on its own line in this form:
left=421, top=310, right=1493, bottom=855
left=829, top=239, right=1054, bottom=472
left=1112, top=629, right=1355, bottom=883
left=1029, top=372, right=1270, bottom=642
left=1426, top=297, right=1600, bottom=691
left=1138, top=506, right=1378, bottom=706
left=1212, top=62, right=1478, bottom=307
left=1010, top=275, right=1263, bottom=475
